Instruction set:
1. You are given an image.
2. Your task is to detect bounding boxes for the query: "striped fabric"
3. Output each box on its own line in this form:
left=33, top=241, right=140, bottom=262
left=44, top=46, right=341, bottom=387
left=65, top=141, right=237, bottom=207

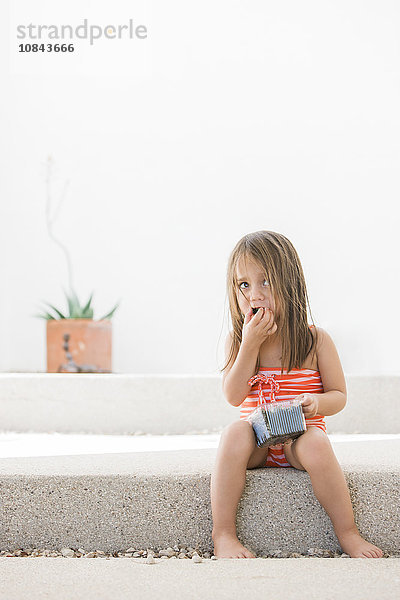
left=239, top=367, right=326, bottom=468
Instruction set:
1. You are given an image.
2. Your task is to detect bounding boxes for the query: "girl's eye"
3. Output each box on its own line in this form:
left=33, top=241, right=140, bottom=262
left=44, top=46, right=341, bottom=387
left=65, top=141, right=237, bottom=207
left=238, top=279, right=269, bottom=289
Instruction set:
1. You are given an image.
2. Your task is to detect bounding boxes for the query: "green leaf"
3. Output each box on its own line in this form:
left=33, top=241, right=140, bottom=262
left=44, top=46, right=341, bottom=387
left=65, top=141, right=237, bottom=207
left=38, top=288, right=120, bottom=321
left=63, top=288, right=82, bottom=317
left=70, top=288, right=81, bottom=308
left=62, top=287, right=74, bottom=317
left=82, top=292, right=94, bottom=315
left=98, top=301, right=120, bottom=321
left=33, top=311, right=56, bottom=320
left=43, top=303, right=66, bottom=320
left=71, top=305, right=83, bottom=318
left=38, top=299, right=65, bottom=320
left=83, top=307, right=94, bottom=319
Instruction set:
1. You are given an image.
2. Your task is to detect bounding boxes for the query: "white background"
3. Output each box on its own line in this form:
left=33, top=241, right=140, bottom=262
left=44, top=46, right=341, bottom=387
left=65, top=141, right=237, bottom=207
left=2, top=0, right=399, bottom=375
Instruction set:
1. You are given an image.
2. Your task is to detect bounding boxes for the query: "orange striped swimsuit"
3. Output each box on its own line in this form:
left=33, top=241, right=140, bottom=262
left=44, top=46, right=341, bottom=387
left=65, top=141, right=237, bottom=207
left=239, top=368, right=326, bottom=467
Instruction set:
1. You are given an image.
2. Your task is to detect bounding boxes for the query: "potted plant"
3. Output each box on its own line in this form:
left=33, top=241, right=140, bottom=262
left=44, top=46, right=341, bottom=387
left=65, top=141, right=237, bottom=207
left=35, top=289, right=119, bottom=373
left=34, top=156, right=120, bottom=373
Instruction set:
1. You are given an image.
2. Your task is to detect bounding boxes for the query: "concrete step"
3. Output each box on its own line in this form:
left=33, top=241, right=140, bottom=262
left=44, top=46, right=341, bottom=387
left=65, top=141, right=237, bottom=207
left=1, top=556, right=399, bottom=600
left=0, top=374, right=399, bottom=435
left=0, top=434, right=399, bottom=555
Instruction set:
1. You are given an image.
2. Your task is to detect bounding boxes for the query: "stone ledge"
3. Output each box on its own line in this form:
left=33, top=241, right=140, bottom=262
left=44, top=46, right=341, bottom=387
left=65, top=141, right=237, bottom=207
left=0, top=374, right=399, bottom=434
left=0, top=438, right=398, bottom=555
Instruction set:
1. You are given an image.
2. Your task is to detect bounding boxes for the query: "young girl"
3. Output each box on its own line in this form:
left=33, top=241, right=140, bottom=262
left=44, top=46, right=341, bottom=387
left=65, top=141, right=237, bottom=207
left=211, top=230, right=383, bottom=559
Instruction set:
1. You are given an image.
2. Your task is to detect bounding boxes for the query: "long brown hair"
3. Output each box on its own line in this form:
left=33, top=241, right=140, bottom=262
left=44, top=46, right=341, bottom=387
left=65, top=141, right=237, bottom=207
left=221, top=230, right=318, bottom=376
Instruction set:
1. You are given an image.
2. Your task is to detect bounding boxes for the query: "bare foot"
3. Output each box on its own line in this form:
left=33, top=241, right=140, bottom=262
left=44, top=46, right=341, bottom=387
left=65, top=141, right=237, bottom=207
left=337, top=527, right=384, bottom=558
left=213, top=530, right=256, bottom=558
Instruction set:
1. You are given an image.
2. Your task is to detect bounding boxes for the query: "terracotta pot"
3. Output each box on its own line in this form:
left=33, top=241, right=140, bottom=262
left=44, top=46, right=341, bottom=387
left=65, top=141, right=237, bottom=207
left=46, top=319, right=112, bottom=373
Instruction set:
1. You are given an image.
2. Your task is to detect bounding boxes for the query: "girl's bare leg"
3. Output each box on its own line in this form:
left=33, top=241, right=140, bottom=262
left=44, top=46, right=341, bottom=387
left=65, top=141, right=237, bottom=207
left=211, top=420, right=269, bottom=558
left=285, top=428, right=384, bottom=558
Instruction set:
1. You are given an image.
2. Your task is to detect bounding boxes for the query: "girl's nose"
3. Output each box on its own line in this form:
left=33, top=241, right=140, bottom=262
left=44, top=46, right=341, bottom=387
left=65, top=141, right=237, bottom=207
left=250, top=287, right=265, bottom=301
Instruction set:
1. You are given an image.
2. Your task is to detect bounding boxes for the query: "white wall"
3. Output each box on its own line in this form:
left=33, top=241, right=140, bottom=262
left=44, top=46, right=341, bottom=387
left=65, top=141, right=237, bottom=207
left=2, top=0, right=399, bottom=375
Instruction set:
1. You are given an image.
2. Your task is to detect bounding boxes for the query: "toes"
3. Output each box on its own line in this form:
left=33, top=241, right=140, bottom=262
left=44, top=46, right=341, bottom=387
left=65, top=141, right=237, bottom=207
left=236, top=550, right=254, bottom=558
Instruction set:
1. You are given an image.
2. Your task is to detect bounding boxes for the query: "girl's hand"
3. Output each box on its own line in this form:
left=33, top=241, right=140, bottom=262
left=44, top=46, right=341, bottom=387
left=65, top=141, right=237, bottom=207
left=242, top=307, right=278, bottom=349
left=297, top=393, right=319, bottom=418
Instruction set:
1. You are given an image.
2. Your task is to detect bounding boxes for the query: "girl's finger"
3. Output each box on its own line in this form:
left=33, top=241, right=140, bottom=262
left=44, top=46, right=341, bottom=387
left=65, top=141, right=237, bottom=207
left=254, top=307, right=265, bottom=321
left=264, top=314, right=276, bottom=333
left=259, top=308, right=271, bottom=322
left=244, top=308, right=253, bottom=324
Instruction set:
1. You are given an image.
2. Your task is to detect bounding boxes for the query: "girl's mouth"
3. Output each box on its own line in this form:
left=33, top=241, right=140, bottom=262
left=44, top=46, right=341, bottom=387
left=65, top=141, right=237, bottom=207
left=252, top=307, right=259, bottom=315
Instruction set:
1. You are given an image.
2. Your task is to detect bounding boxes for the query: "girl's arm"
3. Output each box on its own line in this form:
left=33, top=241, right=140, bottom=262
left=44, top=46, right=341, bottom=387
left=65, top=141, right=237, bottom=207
left=313, top=327, right=347, bottom=416
left=222, top=332, right=260, bottom=407
left=222, top=307, right=278, bottom=407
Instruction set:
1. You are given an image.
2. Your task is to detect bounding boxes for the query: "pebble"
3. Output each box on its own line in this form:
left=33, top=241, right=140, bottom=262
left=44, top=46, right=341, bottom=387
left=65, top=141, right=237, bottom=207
left=192, top=554, right=202, bottom=563
left=145, top=555, right=155, bottom=564
left=159, top=548, right=176, bottom=557
left=0, top=546, right=395, bottom=560
left=307, top=548, right=335, bottom=558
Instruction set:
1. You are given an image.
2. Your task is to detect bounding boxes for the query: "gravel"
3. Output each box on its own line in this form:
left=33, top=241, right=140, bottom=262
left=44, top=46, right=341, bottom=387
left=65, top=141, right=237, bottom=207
left=0, top=546, right=398, bottom=559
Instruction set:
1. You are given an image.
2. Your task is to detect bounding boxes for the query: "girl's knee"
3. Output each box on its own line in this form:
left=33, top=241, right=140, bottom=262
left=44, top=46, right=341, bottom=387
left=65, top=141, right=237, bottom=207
left=219, top=420, right=255, bottom=452
left=295, top=428, right=332, bottom=463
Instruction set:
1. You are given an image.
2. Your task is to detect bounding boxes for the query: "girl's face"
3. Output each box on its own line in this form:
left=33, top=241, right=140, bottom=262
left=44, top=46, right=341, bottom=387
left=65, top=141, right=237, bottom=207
left=235, top=256, right=279, bottom=319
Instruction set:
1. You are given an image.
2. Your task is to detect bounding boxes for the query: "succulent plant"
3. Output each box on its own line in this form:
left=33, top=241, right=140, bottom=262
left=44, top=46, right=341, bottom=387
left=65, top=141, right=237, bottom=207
left=34, top=288, right=120, bottom=321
